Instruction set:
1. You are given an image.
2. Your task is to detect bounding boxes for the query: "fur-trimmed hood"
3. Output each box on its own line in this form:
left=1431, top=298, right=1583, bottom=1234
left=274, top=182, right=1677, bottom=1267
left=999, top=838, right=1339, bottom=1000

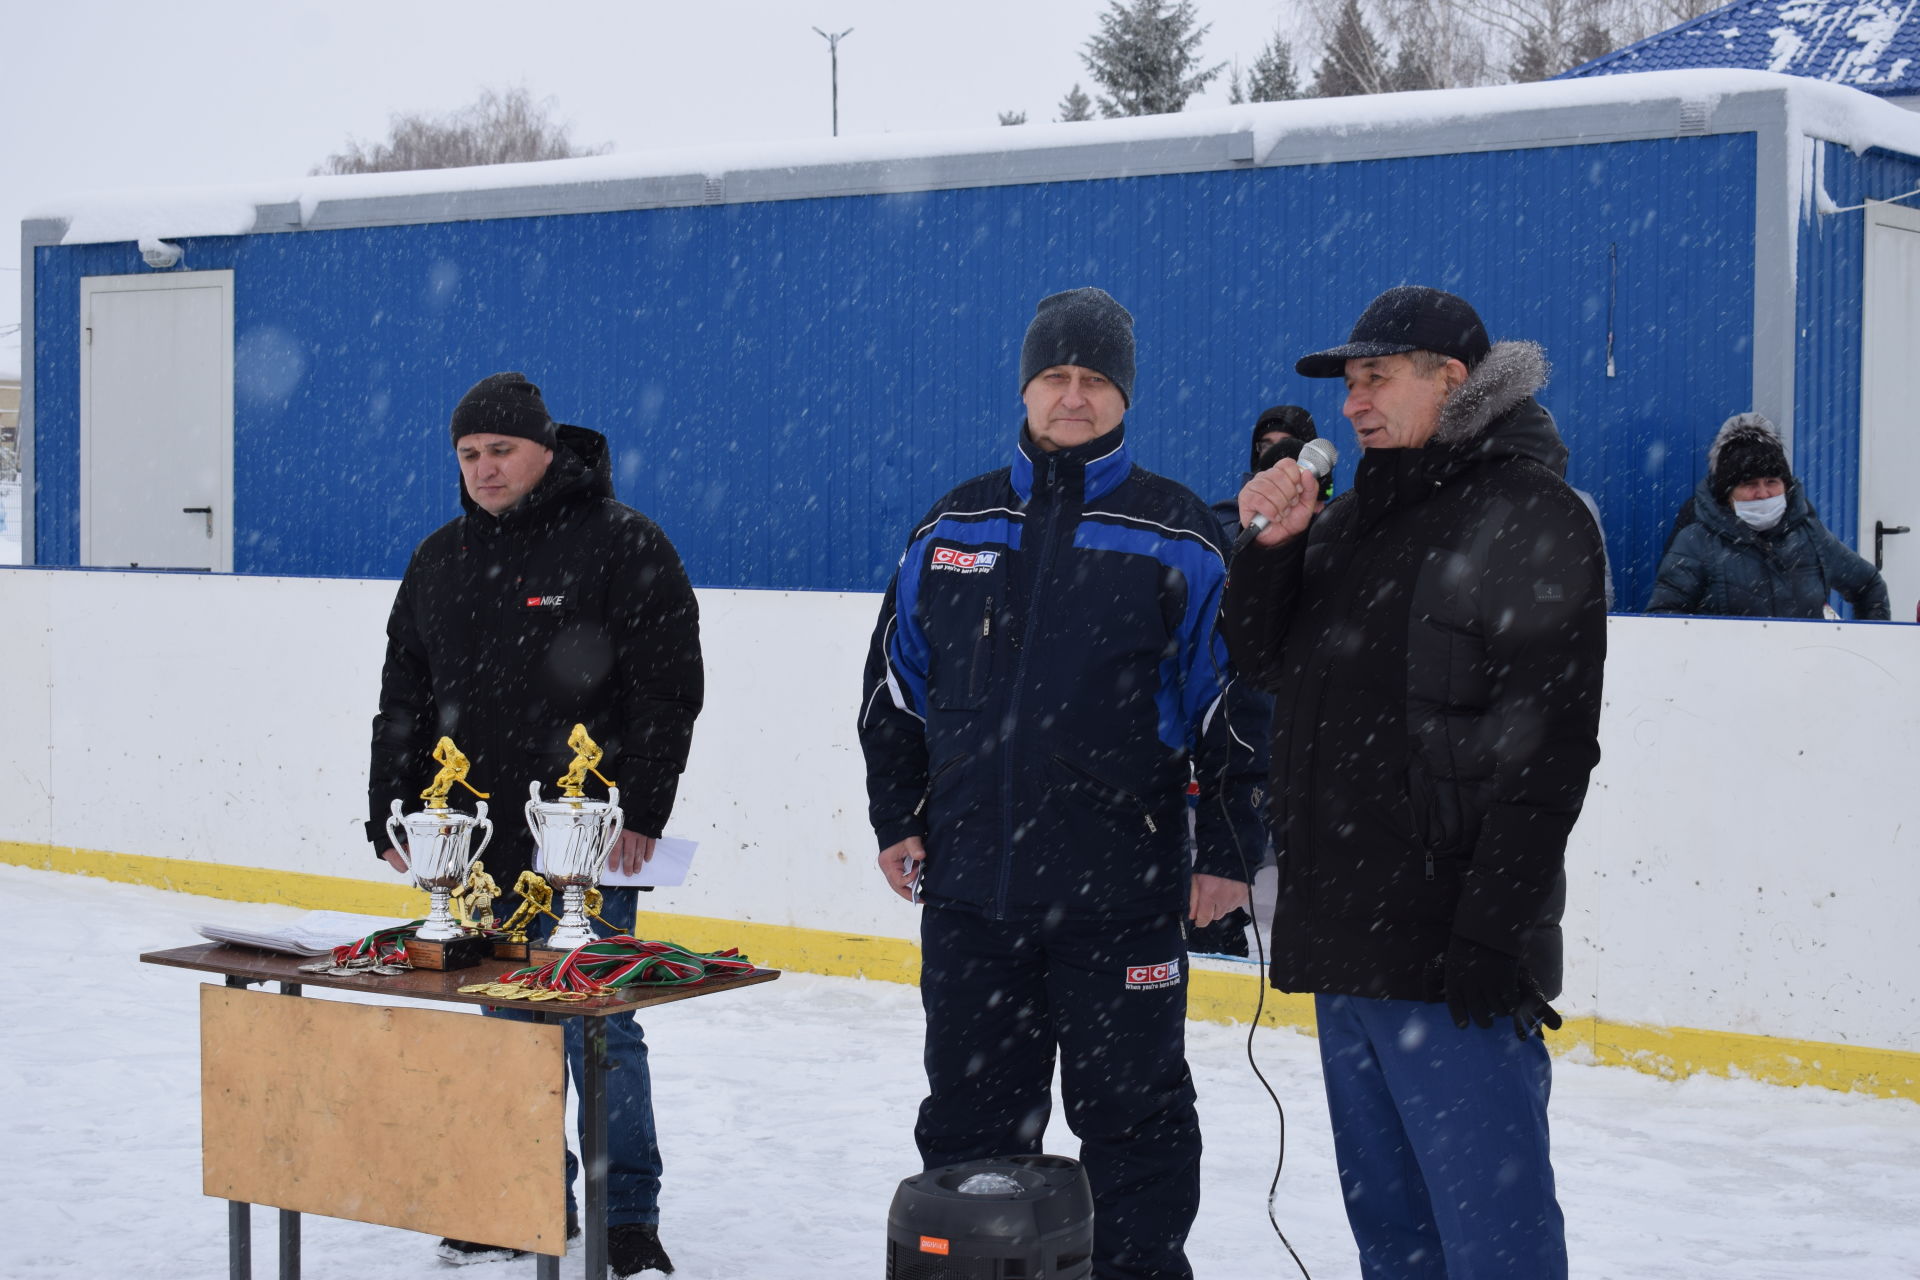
left=1434, top=340, right=1555, bottom=449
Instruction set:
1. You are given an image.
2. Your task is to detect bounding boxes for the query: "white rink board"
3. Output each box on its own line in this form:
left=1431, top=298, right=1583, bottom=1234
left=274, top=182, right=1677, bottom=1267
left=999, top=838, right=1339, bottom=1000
left=0, top=569, right=1914, bottom=1053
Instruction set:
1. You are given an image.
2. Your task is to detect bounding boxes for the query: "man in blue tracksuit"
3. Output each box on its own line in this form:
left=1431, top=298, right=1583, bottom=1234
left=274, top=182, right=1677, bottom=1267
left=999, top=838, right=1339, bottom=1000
left=859, top=288, right=1262, bottom=1280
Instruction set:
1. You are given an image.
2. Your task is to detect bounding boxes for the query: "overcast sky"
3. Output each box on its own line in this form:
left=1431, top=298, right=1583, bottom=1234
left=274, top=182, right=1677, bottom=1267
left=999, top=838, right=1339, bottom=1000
left=0, top=0, right=1304, bottom=378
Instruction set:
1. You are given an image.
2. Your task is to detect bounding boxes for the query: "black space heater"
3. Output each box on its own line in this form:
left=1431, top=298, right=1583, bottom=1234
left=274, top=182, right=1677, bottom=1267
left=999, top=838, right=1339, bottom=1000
left=886, top=1154, right=1094, bottom=1280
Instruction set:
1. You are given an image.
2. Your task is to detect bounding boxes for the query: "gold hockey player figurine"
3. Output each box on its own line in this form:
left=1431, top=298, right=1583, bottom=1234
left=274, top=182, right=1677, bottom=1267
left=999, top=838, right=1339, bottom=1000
left=450, top=859, right=501, bottom=931
left=556, top=723, right=617, bottom=799
left=420, top=737, right=490, bottom=810
left=497, top=870, right=558, bottom=943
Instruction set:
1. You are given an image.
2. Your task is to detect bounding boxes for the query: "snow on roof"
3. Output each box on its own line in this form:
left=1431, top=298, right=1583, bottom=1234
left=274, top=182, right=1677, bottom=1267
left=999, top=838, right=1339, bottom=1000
left=31, top=69, right=1920, bottom=248
left=1565, top=0, right=1920, bottom=96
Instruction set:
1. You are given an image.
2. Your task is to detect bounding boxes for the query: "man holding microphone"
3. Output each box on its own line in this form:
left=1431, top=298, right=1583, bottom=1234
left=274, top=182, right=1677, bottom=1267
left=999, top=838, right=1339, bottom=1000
left=1222, top=287, right=1606, bottom=1280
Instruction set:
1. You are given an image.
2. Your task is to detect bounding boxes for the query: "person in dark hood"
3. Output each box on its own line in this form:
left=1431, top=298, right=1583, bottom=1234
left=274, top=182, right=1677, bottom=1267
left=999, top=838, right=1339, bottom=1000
left=1211, top=404, right=1322, bottom=543
left=860, top=288, right=1262, bottom=1280
left=368, top=371, right=702, bottom=1276
left=1647, top=413, right=1888, bottom=620
left=1222, top=287, right=1606, bottom=1280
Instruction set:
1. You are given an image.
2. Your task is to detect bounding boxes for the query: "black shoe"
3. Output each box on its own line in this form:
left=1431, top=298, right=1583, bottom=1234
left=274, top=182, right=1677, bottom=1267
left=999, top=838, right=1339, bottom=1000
left=608, top=1223, right=674, bottom=1276
left=436, top=1237, right=524, bottom=1265
left=437, top=1214, right=579, bottom=1265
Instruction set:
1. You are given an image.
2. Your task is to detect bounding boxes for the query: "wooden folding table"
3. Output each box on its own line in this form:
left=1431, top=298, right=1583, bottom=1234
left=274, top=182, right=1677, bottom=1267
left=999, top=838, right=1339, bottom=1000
left=141, top=942, right=778, bottom=1278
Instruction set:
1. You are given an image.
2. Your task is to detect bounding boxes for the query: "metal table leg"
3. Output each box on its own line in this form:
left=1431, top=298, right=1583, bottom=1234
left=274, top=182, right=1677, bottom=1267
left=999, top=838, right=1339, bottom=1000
left=583, top=1018, right=610, bottom=1279
left=224, top=976, right=254, bottom=1279
left=229, top=1200, right=251, bottom=1280
left=531, top=1009, right=561, bottom=1280
left=277, top=982, right=303, bottom=1280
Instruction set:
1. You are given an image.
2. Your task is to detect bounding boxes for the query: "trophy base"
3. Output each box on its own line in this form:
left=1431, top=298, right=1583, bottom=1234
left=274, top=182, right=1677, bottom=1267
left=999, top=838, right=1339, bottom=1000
left=526, top=942, right=580, bottom=971
left=404, top=933, right=492, bottom=971
left=491, top=939, right=530, bottom=961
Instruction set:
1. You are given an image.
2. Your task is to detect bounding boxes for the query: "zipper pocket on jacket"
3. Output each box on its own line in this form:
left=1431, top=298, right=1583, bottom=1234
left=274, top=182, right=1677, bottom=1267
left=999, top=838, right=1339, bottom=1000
left=1053, top=755, right=1158, bottom=834
left=913, top=753, right=973, bottom=818
left=969, top=596, right=993, bottom=703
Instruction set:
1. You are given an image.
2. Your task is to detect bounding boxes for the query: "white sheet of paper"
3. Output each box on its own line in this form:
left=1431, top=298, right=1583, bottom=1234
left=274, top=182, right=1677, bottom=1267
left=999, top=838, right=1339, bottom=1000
left=541, top=836, right=698, bottom=888
left=196, top=910, right=407, bottom=956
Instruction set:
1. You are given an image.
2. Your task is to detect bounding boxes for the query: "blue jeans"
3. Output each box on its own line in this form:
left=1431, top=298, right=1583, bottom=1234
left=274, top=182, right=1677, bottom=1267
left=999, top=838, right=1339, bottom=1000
left=1315, top=993, right=1565, bottom=1280
left=486, top=886, right=662, bottom=1226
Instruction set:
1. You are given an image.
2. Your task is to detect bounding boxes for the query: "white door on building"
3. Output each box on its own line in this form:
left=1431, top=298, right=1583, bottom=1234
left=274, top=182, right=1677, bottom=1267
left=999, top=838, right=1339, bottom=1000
left=1860, top=203, right=1920, bottom=619
left=79, top=271, right=234, bottom=572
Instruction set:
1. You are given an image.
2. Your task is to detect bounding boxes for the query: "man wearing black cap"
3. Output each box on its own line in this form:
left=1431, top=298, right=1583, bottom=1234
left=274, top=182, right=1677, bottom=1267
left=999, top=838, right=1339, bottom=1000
left=860, top=288, right=1262, bottom=1280
left=368, top=371, right=703, bottom=1275
left=1222, top=287, right=1606, bottom=1279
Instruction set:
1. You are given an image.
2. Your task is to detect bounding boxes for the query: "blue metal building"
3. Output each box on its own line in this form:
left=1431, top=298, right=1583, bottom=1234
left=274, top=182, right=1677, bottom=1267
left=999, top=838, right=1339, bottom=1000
left=18, top=72, right=1920, bottom=611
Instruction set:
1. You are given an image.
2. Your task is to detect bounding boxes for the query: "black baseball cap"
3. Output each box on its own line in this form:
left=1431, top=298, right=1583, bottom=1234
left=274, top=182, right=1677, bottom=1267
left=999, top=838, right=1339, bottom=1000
left=1295, top=286, right=1491, bottom=379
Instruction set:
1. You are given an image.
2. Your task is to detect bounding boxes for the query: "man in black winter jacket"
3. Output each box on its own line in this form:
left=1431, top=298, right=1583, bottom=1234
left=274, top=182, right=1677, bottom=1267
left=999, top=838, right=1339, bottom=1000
left=860, top=289, right=1262, bottom=1280
left=368, top=371, right=702, bottom=1276
left=1223, top=288, right=1605, bottom=1280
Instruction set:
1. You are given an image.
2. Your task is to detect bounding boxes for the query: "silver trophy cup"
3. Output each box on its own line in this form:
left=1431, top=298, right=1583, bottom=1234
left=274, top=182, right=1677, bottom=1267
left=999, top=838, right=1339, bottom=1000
left=387, top=799, right=494, bottom=942
left=526, top=780, right=624, bottom=951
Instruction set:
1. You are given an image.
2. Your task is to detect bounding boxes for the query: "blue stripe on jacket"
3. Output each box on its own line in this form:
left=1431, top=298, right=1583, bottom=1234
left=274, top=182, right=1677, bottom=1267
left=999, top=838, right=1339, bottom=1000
left=1074, top=515, right=1230, bottom=752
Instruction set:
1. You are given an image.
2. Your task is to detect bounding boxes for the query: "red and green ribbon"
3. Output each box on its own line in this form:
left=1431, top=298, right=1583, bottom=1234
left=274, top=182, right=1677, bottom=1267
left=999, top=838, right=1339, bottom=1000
left=329, top=922, right=422, bottom=968
left=504, top=935, right=754, bottom=997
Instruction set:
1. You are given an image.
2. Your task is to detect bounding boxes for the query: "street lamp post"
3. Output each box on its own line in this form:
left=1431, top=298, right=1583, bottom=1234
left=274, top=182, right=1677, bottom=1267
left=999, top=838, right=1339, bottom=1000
left=811, top=26, right=854, bottom=137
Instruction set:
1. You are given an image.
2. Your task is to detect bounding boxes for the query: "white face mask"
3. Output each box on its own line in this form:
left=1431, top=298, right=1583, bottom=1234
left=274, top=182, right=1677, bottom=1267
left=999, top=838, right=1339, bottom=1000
left=1733, top=494, right=1787, bottom=530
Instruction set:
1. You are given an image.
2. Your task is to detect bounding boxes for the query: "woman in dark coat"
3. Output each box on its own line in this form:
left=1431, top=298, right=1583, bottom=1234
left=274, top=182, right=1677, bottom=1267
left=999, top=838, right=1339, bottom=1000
left=1647, top=413, right=1889, bottom=620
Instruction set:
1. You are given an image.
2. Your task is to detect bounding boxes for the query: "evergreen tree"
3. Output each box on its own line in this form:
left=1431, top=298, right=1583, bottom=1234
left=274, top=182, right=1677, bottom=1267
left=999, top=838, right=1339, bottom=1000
left=1508, top=24, right=1555, bottom=81
left=1567, top=20, right=1614, bottom=67
left=1246, top=25, right=1303, bottom=101
left=1227, top=63, right=1246, bottom=104
left=1389, top=42, right=1438, bottom=92
left=1059, top=83, right=1096, bottom=121
left=1311, top=0, right=1388, bottom=98
left=998, top=110, right=1028, bottom=126
left=1080, top=0, right=1226, bottom=118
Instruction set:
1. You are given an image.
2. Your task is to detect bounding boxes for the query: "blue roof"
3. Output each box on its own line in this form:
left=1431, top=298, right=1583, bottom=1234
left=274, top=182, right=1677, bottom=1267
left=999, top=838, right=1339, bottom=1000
left=1563, top=0, right=1920, bottom=97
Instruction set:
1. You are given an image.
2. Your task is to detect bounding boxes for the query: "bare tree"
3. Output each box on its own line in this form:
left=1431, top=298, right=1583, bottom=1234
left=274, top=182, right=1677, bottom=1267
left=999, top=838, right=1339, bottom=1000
left=1464, top=0, right=1617, bottom=81
left=1080, top=0, right=1226, bottom=117
left=1613, top=0, right=1725, bottom=42
left=314, top=86, right=608, bottom=176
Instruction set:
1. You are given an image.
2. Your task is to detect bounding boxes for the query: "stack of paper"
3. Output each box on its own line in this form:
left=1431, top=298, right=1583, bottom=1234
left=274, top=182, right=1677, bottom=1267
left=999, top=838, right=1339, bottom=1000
left=196, top=911, right=407, bottom=957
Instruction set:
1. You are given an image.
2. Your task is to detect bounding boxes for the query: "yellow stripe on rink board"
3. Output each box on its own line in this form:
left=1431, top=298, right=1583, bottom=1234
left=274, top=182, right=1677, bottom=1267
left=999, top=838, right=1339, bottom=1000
left=8, top=841, right=1917, bottom=1101
left=629, top=909, right=925, bottom=987
left=1575, top=1016, right=1920, bottom=1101
left=0, top=841, right=428, bottom=917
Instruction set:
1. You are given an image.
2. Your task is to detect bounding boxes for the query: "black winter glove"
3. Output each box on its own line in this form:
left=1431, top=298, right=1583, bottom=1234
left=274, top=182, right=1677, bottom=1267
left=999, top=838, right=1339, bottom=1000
left=1442, top=936, right=1563, bottom=1040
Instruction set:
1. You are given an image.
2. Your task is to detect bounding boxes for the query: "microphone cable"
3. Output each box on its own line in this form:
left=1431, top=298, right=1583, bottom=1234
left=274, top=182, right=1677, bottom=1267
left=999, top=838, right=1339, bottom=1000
left=1215, top=778, right=1312, bottom=1280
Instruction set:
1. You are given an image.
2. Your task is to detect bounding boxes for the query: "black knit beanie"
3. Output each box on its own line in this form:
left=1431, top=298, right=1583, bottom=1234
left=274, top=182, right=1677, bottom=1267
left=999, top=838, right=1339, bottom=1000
left=450, top=372, right=557, bottom=448
left=1019, top=288, right=1136, bottom=406
left=1251, top=405, right=1316, bottom=469
left=1708, top=413, right=1790, bottom=505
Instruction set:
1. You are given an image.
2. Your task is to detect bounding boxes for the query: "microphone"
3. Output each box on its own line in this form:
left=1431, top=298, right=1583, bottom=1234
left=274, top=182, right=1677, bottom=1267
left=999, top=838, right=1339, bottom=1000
left=1232, top=438, right=1338, bottom=556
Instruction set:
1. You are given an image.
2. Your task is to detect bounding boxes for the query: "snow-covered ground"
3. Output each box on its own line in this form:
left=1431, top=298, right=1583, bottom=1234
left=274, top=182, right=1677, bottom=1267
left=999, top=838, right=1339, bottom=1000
left=5, top=863, right=1918, bottom=1279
